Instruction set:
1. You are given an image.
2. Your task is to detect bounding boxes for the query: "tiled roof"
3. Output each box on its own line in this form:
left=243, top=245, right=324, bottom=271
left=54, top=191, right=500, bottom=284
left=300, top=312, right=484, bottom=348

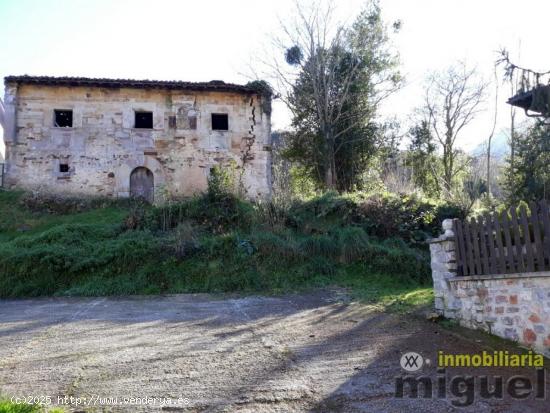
left=4, top=75, right=258, bottom=94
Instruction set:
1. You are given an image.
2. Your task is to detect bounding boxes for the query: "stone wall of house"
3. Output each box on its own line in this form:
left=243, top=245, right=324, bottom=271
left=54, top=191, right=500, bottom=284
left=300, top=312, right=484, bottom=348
left=429, top=219, right=550, bottom=357
left=2, top=83, right=272, bottom=200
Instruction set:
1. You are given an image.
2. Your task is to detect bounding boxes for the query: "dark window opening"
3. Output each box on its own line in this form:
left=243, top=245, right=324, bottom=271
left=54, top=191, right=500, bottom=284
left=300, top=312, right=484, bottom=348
left=59, top=164, right=69, bottom=173
left=54, top=110, right=73, bottom=128
left=168, top=115, right=177, bottom=129
left=189, top=115, right=197, bottom=130
left=135, top=111, right=153, bottom=129
left=211, top=113, right=228, bottom=131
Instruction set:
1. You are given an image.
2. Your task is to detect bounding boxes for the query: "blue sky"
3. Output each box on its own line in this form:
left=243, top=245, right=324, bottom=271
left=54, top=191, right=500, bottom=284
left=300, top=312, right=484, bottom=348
left=2, top=0, right=550, bottom=158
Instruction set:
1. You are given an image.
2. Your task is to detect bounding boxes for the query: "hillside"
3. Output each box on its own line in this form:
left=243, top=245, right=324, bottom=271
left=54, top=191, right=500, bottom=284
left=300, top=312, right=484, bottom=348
left=471, top=130, right=510, bottom=160
left=0, top=189, right=440, bottom=309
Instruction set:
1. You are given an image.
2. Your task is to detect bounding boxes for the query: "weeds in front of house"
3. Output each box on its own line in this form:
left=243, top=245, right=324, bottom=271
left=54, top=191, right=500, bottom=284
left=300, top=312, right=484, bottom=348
left=0, top=179, right=447, bottom=310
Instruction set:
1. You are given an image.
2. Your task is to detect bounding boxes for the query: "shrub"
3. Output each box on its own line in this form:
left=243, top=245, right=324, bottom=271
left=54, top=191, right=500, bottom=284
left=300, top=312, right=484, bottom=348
left=354, top=193, right=434, bottom=242
left=362, top=238, right=431, bottom=283
left=144, top=194, right=254, bottom=234
left=206, top=165, right=235, bottom=200
left=250, top=230, right=302, bottom=261
left=334, top=226, right=370, bottom=264
left=253, top=198, right=292, bottom=231
left=433, top=202, right=468, bottom=222
left=138, top=165, right=253, bottom=234
left=122, top=200, right=150, bottom=230
left=165, top=221, right=201, bottom=259
left=352, top=193, right=470, bottom=244
left=0, top=223, right=162, bottom=297
left=299, top=234, right=339, bottom=258
left=303, top=256, right=337, bottom=276
left=20, top=192, right=127, bottom=214
left=284, top=191, right=465, bottom=244
left=286, top=191, right=356, bottom=233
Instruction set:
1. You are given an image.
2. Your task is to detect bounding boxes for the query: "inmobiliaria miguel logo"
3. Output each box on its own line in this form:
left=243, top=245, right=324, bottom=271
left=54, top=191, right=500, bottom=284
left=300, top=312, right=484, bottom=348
left=395, top=350, right=546, bottom=407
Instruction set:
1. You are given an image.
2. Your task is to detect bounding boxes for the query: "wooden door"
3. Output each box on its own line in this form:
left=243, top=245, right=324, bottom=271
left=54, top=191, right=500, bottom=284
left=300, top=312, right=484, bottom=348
left=130, top=167, right=154, bottom=203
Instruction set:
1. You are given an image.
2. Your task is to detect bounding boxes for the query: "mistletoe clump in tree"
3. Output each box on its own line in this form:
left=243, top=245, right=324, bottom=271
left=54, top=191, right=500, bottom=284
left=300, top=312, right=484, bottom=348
left=279, top=1, right=402, bottom=192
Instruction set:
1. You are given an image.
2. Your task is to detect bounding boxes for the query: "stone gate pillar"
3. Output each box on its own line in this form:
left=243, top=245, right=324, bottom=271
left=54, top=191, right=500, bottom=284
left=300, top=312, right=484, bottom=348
left=427, top=219, right=458, bottom=317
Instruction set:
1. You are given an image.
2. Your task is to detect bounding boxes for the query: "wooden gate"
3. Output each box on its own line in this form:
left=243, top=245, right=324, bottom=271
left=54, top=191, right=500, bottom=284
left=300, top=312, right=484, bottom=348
left=453, top=201, right=550, bottom=276
left=130, top=167, right=154, bottom=203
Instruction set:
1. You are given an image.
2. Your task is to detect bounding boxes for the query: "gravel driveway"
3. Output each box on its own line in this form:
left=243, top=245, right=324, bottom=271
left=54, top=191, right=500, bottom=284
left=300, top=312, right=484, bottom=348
left=0, top=290, right=547, bottom=412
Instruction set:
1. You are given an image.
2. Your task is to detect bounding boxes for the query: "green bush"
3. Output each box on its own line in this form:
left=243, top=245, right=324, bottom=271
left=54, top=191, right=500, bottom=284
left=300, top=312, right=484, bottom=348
left=287, top=191, right=356, bottom=232
left=353, top=193, right=436, bottom=243
left=143, top=193, right=254, bottom=234
left=284, top=191, right=464, bottom=245
left=0, top=399, right=65, bottom=412
left=250, top=230, right=302, bottom=261
left=20, top=192, right=130, bottom=214
left=163, top=221, right=201, bottom=259
left=0, top=223, right=162, bottom=297
left=136, top=167, right=254, bottom=234
left=334, top=226, right=370, bottom=263
left=364, top=238, right=430, bottom=283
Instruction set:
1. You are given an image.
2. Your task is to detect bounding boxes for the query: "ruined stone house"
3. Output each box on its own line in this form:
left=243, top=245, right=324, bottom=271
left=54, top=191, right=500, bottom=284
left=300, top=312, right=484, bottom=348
left=0, top=76, right=272, bottom=201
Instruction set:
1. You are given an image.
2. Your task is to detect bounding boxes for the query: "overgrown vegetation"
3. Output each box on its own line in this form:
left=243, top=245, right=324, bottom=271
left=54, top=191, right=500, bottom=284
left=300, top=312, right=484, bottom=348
left=0, top=400, right=64, bottom=413
left=503, top=120, right=550, bottom=204
left=265, top=2, right=550, bottom=220
left=0, top=179, right=444, bottom=308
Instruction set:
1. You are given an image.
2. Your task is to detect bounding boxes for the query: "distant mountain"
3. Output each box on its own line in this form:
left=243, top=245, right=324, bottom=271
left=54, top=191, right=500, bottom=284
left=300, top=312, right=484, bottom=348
left=471, top=131, right=509, bottom=160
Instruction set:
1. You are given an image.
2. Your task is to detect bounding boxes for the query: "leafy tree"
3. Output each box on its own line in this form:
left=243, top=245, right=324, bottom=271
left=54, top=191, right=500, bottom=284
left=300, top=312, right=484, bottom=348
left=503, top=121, right=550, bottom=203
left=279, top=1, right=401, bottom=191
left=405, top=120, right=441, bottom=197
left=497, top=48, right=550, bottom=204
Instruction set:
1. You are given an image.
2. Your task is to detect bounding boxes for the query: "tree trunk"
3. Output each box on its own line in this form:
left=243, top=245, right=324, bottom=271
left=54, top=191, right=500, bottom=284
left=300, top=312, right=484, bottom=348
left=442, top=145, right=452, bottom=192
left=324, top=129, right=337, bottom=190
left=486, top=68, right=499, bottom=200
left=325, top=151, right=337, bottom=189
left=510, top=105, right=515, bottom=175
left=486, top=138, right=492, bottom=197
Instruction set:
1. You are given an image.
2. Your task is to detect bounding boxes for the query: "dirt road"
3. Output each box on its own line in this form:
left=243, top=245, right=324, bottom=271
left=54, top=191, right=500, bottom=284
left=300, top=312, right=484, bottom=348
left=0, top=291, right=547, bottom=412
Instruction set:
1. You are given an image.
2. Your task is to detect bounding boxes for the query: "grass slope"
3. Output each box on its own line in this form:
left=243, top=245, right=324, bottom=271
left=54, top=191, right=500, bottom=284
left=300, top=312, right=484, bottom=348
left=0, top=190, right=433, bottom=310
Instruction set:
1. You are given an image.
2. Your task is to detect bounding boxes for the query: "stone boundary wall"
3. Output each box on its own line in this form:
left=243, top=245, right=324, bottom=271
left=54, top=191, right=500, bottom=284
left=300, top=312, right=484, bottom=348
left=429, top=219, right=550, bottom=357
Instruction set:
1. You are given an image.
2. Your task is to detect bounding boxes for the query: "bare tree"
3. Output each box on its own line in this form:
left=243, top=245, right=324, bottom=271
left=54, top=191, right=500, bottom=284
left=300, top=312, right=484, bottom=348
left=423, top=63, right=487, bottom=192
left=265, top=0, right=401, bottom=189
left=496, top=46, right=534, bottom=197
left=486, top=66, right=499, bottom=199
left=509, top=81, right=516, bottom=180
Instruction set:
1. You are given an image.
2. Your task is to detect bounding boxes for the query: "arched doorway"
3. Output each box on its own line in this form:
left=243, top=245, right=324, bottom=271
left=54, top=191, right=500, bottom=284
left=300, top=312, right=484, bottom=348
left=130, top=167, right=154, bottom=203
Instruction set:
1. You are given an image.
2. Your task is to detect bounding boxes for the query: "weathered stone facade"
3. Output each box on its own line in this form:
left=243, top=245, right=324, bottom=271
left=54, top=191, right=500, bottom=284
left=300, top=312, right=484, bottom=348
left=1, top=76, right=272, bottom=200
left=429, top=220, right=550, bottom=357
